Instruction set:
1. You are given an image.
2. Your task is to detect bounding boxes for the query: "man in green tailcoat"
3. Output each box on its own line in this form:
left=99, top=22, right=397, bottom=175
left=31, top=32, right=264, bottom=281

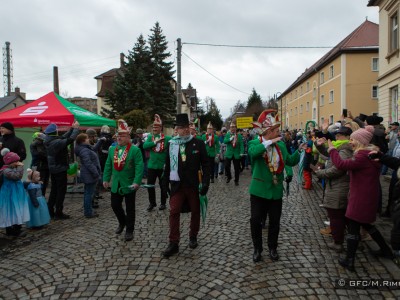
left=103, top=119, right=144, bottom=242
left=248, top=109, right=304, bottom=263
left=202, top=122, right=220, bottom=183
left=224, top=121, right=244, bottom=186
left=143, top=114, right=172, bottom=211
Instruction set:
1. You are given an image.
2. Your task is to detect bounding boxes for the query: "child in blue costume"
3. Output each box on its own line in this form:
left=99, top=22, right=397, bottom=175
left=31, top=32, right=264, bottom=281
left=0, top=148, right=30, bottom=237
left=24, top=168, right=51, bottom=228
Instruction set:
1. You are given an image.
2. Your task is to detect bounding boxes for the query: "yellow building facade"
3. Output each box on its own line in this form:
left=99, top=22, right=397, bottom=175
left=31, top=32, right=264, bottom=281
left=279, top=20, right=379, bottom=130
left=369, top=0, right=400, bottom=125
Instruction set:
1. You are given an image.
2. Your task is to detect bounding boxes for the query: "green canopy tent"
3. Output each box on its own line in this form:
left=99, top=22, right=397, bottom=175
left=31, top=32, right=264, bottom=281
left=0, top=91, right=116, bottom=128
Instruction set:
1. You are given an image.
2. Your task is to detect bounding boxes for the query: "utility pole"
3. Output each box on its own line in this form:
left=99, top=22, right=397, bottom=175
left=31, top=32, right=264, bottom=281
left=53, top=66, right=59, bottom=94
left=176, top=38, right=182, bottom=114
left=2, top=41, right=13, bottom=96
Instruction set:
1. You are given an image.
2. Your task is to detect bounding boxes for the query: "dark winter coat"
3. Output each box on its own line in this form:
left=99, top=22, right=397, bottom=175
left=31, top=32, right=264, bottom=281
left=0, top=133, right=26, bottom=168
left=97, top=132, right=113, bottom=171
left=30, top=138, right=48, bottom=171
left=330, top=147, right=381, bottom=224
left=44, top=128, right=79, bottom=174
left=75, top=143, right=101, bottom=184
left=162, top=137, right=210, bottom=196
left=378, top=154, right=400, bottom=250
left=315, top=142, right=353, bottom=210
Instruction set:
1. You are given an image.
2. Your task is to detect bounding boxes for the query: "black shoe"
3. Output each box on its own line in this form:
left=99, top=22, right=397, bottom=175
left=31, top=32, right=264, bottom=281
left=189, top=236, right=198, bottom=249
left=269, top=249, right=279, bottom=261
left=163, top=242, right=179, bottom=257
left=226, top=178, right=231, bottom=183
left=115, top=224, right=125, bottom=234
left=54, top=213, right=70, bottom=220
left=234, top=181, right=239, bottom=186
left=147, top=204, right=156, bottom=212
left=338, top=257, right=355, bottom=272
left=85, top=213, right=99, bottom=218
left=253, top=249, right=262, bottom=262
left=125, top=232, right=133, bottom=241
left=370, top=248, right=394, bottom=259
left=219, top=172, right=223, bottom=175
left=159, top=204, right=166, bottom=210
left=210, top=179, right=214, bottom=183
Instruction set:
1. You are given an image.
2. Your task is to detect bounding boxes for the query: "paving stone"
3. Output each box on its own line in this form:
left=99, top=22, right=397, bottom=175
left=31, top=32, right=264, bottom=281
left=0, top=170, right=398, bottom=299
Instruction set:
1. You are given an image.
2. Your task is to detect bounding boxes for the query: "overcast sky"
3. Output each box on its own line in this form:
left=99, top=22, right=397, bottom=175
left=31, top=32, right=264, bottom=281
left=1, top=0, right=378, bottom=118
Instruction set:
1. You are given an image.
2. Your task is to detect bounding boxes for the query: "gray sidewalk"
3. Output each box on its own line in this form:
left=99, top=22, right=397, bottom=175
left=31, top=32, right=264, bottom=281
left=0, top=169, right=399, bottom=299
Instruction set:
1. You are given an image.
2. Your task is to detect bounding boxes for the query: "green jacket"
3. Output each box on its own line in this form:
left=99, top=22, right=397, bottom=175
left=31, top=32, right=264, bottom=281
left=201, top=134, right=220, bottom=157
left=103, top=144, right=144, bottom=194
left=248, top=139, right=300, bottom=200
left=143, top=133, right=171, bottom=169
left=224, top=132, right=244, bottom=159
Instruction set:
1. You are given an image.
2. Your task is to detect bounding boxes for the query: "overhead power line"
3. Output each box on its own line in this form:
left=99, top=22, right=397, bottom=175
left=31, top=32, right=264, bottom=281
left=182, top=42, right=334, bottom=49
left=182, top=51, right=250, bottom=96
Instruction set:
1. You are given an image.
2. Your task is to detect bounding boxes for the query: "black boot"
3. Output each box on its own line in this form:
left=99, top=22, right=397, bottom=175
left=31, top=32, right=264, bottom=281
left=338, top=234, right=359, bottom=272
left=338, top=257, right=355, bottom=272
left=253, top=248, right=262, bottom=262
left=163, top=242, right=179, bottom=258
left=368, top=227, right=394, bottom=259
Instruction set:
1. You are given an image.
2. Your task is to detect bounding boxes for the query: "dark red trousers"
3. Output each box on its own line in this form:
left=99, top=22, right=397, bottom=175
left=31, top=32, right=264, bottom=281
left=303, top=170, right=312, bottom=189
left=326, top=207, right=347, bottom=244
left=169, top=187, right=200, bottom=244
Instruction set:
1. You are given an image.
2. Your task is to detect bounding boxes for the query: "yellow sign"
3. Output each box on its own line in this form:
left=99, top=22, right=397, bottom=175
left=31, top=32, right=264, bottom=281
left=236, top=117, right=253, bottom=129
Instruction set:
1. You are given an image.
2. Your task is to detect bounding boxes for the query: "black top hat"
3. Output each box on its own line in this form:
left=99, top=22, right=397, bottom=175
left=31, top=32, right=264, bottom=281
left=358, top=113, right=367, bottom=122
left=174, top=114, right=190, bottom=127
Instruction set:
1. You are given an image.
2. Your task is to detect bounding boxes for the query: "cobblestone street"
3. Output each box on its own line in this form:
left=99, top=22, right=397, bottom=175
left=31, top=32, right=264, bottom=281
left=0, top=169, right=399, bottom=299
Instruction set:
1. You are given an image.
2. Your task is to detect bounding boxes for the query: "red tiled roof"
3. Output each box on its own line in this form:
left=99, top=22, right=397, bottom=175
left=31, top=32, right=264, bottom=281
left=94, top=68, right=120, bottom=80
left=281, top=20, right=378, bottom=97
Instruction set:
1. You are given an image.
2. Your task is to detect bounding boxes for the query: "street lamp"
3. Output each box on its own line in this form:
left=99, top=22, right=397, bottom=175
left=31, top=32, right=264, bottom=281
left=274, top=92, right=282, bottom=129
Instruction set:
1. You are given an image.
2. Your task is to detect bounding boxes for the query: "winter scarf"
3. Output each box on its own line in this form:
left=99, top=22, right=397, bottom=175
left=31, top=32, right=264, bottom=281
left=169, top=135, right=193, bottom=181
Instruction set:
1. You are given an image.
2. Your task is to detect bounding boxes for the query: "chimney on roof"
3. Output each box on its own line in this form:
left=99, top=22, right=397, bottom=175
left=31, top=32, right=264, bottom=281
left=15, top=87, right=20, bottom=95
left=120, top=53, right=125, bottom=68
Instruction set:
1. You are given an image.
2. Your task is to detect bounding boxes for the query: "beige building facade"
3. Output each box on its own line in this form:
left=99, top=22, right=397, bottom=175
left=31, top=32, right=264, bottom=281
left=279, top=20, right=379, bottom=130
left=369, top=0, right=400, bottom=125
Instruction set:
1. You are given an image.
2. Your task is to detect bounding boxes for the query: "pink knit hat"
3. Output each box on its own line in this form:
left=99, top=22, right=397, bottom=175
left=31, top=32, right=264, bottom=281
left=1, top=148, right=20, bottom=165
left=350, top=125, right=374, bottom=146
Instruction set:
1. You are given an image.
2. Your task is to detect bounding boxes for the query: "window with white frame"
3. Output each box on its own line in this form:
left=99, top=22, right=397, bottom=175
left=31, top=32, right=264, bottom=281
left=329, top=115, right=334, bottom=124
left=320, top=72, right=325, bottom=84
left=306, top=82, right=310, bottom=92
left=372, top=85, right=379, bottom=99
left=391, top=86, right=399, bottom=123
left=329, top=90, right=334, bottom=103
left=300, top=86, right=303, bottom=95
left=300, top=122, right=303, bottom=129
left=300, top=104, right=303, bottom=114
left=320, top=94, right=325, bottom=106
left=295, top=107, right=298, bottom=115
left=372, top=58, right=379, bottom=71
left=295, top=90, right=298, bottom=98
left=313, top=87, right=316, bottom=100
left=391, top=13, right=399, bottom=52
left=313, top=108, right=316, bottom=119
left=320, top=117, right=325, bottom=125
left=329, top=65, right=334, bottom=78
left=306, top=102, right=310, bottom=111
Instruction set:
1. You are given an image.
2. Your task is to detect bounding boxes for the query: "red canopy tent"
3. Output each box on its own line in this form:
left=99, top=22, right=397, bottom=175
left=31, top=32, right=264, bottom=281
left=0, top=92, right=116, bottom=128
